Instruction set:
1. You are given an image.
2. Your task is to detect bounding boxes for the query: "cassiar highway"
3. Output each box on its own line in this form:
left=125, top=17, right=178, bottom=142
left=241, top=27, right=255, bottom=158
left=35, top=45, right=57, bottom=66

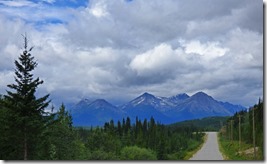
left=190, top=132, right=224, bottom=160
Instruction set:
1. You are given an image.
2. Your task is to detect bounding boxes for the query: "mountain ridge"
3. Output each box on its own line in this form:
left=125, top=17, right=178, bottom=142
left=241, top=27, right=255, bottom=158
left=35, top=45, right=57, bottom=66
left=70, top=91, right=246, bottom=126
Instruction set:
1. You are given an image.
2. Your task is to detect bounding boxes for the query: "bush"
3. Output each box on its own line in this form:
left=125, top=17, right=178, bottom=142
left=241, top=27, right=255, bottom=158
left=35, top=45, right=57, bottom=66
left=120, top=146, right=157, bottom=160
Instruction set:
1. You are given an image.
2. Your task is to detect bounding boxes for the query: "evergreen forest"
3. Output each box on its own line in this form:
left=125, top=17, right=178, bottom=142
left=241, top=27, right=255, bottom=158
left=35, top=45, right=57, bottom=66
left=0, top=36, right=204, bottom=160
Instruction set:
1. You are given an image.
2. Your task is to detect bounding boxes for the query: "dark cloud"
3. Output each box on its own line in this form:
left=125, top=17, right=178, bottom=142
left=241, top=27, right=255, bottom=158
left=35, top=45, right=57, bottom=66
left=0, top=0, right=263, bottom=107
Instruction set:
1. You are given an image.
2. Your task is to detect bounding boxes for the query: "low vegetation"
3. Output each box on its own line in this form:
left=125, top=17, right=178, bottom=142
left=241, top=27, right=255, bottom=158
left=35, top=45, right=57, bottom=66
left=218, top=100, right=263, bottom=160
left=219, top=134, right=263, bottom=160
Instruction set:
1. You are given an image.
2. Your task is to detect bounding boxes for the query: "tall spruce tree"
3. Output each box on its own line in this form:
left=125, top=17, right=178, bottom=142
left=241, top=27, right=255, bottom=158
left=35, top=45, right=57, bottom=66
left=4, top=35, right=50, bottom=160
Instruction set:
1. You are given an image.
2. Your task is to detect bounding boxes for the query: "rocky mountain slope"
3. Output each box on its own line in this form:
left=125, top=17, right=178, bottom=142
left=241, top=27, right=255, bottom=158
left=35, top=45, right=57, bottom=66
left=70, top=91, right=246, bottom=126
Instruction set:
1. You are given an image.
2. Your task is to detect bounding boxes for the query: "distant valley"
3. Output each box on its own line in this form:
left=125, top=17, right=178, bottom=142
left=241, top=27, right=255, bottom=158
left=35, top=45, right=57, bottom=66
left=69, top=91, right=246, bottom=127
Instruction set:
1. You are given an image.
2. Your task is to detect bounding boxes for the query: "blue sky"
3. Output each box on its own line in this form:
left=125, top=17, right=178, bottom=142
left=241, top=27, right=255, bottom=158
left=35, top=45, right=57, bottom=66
left=0, top=0, right=264, bottom=108
left=0, top=0, right=88, bottom=25
left=41, top=0, right=88, bottom=8
left=0, top=0, right=88, bottom=8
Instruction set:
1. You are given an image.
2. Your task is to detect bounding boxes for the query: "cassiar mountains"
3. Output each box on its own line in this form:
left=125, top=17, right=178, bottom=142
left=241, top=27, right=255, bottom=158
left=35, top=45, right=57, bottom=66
left=70, top=91, right=245, bottom=127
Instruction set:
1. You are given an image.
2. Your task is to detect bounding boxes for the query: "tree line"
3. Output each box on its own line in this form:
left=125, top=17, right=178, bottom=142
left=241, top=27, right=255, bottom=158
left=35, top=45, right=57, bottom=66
left=76, top=116, right=204, bottom=160
left=169, top=116, right=229, bottom=132
left=219, top=99, right=263, bottom=159
left=0, top=36, right=204, bottom=160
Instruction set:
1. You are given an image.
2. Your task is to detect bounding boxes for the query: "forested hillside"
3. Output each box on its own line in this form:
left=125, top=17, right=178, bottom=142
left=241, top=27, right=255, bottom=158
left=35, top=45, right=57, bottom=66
left=168, top=116, right=229, bottom=131
left=75, top=117, right=204, bottom=160
left=0, top=95, right=205, bottom=160
left=219, top=100, right=264, bottom=160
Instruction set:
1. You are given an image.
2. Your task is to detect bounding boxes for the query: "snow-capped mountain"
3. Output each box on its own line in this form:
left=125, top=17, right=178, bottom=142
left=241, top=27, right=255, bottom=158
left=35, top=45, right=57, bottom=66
left=121, top=92, right=175, bottom=112
left=70, top=91, right=246, bottom=126
left=120, top=92, right=172, bottom=123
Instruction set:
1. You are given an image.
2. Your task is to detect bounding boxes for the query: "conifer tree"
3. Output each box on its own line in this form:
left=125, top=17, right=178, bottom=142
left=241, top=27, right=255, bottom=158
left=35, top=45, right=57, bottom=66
left=4, top=35, right=50, bottom=160
left=44, top=104, right=74, bottom=160
left=117, top=121, right=122, bottom=137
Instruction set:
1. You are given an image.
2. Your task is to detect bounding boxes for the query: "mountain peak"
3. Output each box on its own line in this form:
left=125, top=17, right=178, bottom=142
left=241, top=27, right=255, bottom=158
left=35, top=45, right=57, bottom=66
left=189, top=92, right=217, bottom=104
left=125, top=92, right=158, bottom=107
left=141, top=92, right=155, bottom=98
left=75, top=98, right=92, bottom=109
left=192, top=91, right=211, bottom=99
left=91, top=99, right=111, bottom=106
left=137, top=92, right=157, bottom=100
left=195, top=91, right=208, bottom=96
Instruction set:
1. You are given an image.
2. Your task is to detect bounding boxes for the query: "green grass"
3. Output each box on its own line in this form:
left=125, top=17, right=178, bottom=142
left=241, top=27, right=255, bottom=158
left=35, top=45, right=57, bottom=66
left=183, top=133, right=207, bottom=160
left=218, top=133, right=263, bottom=160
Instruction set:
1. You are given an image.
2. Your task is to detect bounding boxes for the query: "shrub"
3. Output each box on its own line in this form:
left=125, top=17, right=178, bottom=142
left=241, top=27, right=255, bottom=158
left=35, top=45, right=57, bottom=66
left=120, top=146, right=157, bottom=160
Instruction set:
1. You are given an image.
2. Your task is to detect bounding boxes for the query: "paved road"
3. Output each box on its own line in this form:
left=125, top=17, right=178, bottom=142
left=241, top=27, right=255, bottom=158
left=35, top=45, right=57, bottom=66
left=190, top=132, right=224, bottom=160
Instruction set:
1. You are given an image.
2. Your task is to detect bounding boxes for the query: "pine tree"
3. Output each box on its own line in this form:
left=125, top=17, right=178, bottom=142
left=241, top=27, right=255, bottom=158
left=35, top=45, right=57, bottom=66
left=117, top=120, right=122, bottom=137
left=4, top=35, right=50, bottom=160
left=125, top=117, right=131, bottom=134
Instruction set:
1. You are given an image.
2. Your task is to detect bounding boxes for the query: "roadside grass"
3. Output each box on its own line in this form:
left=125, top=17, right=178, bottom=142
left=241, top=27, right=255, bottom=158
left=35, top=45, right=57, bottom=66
left=218, top=133, right=263, bottom=160
left=183, top=133, right=207, bottom=160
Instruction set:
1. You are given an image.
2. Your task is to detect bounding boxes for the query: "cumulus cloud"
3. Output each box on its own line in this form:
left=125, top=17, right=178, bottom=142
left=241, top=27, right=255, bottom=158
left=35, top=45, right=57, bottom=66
left=130, top=44, right=177, bottom=76
left=129, top=43, right=201, bottom=82
left=0, top=0, right=263, bottom=107
left=89, top=1, right=109, bottom=18
left=181, top=40, right=229, bottom=60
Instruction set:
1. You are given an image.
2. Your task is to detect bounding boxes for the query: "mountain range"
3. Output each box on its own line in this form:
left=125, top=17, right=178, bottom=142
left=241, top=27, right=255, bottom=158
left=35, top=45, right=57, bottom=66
left=69, top=91, right=246, bottom=126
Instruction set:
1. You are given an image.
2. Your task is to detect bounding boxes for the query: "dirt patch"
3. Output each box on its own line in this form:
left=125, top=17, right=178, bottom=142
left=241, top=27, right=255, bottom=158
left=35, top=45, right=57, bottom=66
left=237, top=147, right=259, bottom=156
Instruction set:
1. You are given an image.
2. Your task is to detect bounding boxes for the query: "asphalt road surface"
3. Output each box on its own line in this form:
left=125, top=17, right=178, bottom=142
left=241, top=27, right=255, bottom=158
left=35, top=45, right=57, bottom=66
left=190, top=132, right=224, bottom=160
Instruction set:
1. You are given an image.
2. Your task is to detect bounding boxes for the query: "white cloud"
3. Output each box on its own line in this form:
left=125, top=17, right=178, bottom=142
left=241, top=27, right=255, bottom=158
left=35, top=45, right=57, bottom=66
left=0, top=0, right=263, bottom=107
left=76, top=47, right=119, bottom=67
left=130, top=44, right=177, bottom=76
left=89, top=1, right=109, bottom=18
left=181, top=40, right=229, bottom=59
left=224, top=28, right=263, bottom=68
left=0, top=70, right=14, bottom=94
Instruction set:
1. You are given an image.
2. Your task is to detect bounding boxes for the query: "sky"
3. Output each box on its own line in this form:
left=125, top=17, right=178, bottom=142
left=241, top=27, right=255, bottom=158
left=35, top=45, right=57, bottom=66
left=0, top=0, right=263, bottom=108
